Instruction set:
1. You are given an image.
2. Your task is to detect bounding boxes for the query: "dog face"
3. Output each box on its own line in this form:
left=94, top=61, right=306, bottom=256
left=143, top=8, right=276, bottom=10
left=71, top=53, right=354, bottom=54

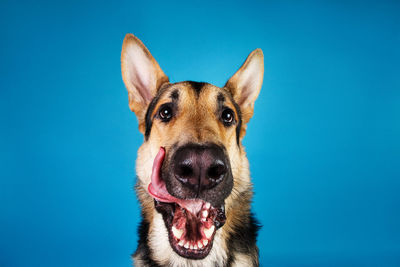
left=121, top=34, right=263, bottom=262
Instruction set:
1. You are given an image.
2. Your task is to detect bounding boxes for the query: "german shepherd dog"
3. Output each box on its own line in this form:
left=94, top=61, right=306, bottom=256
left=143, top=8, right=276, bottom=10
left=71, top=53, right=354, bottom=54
left=121, top=34, right=264, bottom=266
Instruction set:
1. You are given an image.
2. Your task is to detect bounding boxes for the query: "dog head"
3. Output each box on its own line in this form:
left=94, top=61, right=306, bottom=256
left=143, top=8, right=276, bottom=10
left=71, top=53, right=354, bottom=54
left=121, top=34, right=263, bottom=261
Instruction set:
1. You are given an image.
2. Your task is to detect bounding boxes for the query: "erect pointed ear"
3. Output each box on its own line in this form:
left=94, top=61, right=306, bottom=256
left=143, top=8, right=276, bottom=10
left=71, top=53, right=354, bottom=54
left=121, top=34, right=169, bottom=133
left=225, top=49, right=264, bottom=124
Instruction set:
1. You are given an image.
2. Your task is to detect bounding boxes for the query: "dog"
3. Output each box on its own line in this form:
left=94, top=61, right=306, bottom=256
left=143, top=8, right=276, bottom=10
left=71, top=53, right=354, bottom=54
left=120, top=34, right=264, bottom=267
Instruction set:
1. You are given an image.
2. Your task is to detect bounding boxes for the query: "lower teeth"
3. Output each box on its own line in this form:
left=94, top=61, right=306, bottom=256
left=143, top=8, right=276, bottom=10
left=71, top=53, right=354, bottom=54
left=178, top=240, right=209, bottom=250
left=203, top=225, right=215, bottom=239
left=171, top=201, right=216, bottom=251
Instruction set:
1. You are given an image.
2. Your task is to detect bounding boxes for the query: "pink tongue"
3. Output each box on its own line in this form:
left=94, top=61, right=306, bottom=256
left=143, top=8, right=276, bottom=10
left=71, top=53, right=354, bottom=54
left=148, top=147, right=178, bottom=203
left=148, top=147, right=203, bottom=215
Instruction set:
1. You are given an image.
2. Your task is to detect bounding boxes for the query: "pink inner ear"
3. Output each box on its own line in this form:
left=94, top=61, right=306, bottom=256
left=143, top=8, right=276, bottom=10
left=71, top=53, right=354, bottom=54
left=132, top=67, right=153, bottom=103
left=125, top=43, right=156, bottom=104
left=238, top=84, right=253, bottom=106
left=236, top=58, right=263, bottom=107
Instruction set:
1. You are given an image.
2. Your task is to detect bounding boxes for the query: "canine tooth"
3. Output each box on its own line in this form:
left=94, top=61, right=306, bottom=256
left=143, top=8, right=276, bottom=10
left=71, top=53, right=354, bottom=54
left=205, top=203, right=211, bottom=209
left=172, top=226, right=183, bottom=239
left=178, top=240, right=185, bottom=246
left=202, top=210, right=208, bottom=218
left=202, top=239, right=208, bottom=246
left=184, top=242, right=189, bottom=249
left=204, top=225, right=215, bottom=239
left=197, top=241, right=203, bottom=249
left=190, top=244, right=193, bottom=250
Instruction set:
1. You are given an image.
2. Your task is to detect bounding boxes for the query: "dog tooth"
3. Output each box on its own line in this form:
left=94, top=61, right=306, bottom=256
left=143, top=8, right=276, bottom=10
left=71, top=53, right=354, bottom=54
left=172, top=226, right=183, bottom=239
left=202, top=239, right=208, bottom=246
left=197, top=241, right=203, bottom=249
left=184, top=242, right=189, bottom=249
left=178, top=240, right=185, bottom=247
left=194, top=244, right=198, bottom=250
left=201, top=217, right=206, bottom=222
left=190, top=244, right=193, bottom=250
left=204, top=225, right=215, bottom=239
left=202, top=210, right=208, bottom=218
left=205, top=203, right=211, bottom=209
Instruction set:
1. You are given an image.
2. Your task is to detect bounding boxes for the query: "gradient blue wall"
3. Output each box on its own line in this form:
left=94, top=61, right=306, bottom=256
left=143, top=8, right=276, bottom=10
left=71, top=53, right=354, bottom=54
left=1, top=1, right=399, bottom=266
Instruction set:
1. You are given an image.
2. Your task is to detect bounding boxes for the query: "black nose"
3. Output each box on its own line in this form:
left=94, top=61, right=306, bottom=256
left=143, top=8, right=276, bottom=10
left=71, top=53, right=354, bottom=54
left=173, top=144, right=228, bottom=192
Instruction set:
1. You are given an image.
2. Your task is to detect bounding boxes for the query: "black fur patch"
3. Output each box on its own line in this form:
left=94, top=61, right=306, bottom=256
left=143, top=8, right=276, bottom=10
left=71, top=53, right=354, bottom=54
left=144, top=94, right=161, bottom=139
left=217, top=93, right=225, bottom=103
left=225, top=213, right=261, bottom=267
left=133, top=219, right=163, bottom=267
left=171, top=89, right=179, bottom=100
left=187, top=81, right=207, bottom=96
left=232, top=100, right=242, bottom=146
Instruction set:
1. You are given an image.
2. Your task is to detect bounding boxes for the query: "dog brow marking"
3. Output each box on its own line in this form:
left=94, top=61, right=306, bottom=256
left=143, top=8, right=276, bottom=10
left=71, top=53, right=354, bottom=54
left=170, top=89, right=179, bottom=100
left=217, top=93, right=225, bottom=103
left=217, top=93, right=225, bottom=112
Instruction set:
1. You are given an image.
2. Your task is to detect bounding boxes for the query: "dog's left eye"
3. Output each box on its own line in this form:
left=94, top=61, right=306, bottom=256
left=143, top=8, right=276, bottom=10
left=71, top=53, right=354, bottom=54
left=159, top=104, right=173, bottom=122
left=221, top=108, right=235, bottom=126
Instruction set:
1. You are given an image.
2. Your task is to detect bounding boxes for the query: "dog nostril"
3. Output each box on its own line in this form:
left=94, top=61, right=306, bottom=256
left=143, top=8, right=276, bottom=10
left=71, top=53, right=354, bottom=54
left=175, top=158, right=196, bottom=185
left=207, top=161, right=227, bottom=182
left=178, top=164, right=193, bottom=178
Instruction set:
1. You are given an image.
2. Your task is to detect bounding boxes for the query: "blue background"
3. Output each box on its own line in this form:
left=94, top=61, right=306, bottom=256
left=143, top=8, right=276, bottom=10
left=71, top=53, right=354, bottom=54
left=1, top=0, right=399, bottom=266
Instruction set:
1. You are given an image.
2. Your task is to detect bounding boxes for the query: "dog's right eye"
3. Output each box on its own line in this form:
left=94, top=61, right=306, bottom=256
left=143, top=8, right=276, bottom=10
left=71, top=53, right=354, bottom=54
left=221, top=108, right=235, bottom=126
left=158, top=104, right=173, bottom=122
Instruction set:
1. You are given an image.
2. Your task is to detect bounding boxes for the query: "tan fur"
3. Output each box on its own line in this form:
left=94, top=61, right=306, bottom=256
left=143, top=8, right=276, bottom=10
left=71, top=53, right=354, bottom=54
left=121, top=33, right=263, bottom=267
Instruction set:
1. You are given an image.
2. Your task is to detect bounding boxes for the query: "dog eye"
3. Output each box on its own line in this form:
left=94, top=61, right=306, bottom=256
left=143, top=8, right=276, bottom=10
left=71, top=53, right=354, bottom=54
left=159, top=104, right=173, bottom=122
left=221, top=108, right=234, bottom=125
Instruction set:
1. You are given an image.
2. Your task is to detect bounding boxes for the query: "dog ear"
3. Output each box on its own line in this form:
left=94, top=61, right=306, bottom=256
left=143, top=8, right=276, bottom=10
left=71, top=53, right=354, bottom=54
left=121, top=34, right=169, bottom=133
left=225, top=49, right=264, bottom=124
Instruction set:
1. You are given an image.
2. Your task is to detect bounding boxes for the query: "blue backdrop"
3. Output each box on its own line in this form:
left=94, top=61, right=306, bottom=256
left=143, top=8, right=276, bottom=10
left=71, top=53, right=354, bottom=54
left=1, top=1, right=399, bottom=266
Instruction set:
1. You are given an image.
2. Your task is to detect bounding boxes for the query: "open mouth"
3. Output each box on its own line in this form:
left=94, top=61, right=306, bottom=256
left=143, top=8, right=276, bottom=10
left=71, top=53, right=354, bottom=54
left=148, top=147, right=226, bottom=259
